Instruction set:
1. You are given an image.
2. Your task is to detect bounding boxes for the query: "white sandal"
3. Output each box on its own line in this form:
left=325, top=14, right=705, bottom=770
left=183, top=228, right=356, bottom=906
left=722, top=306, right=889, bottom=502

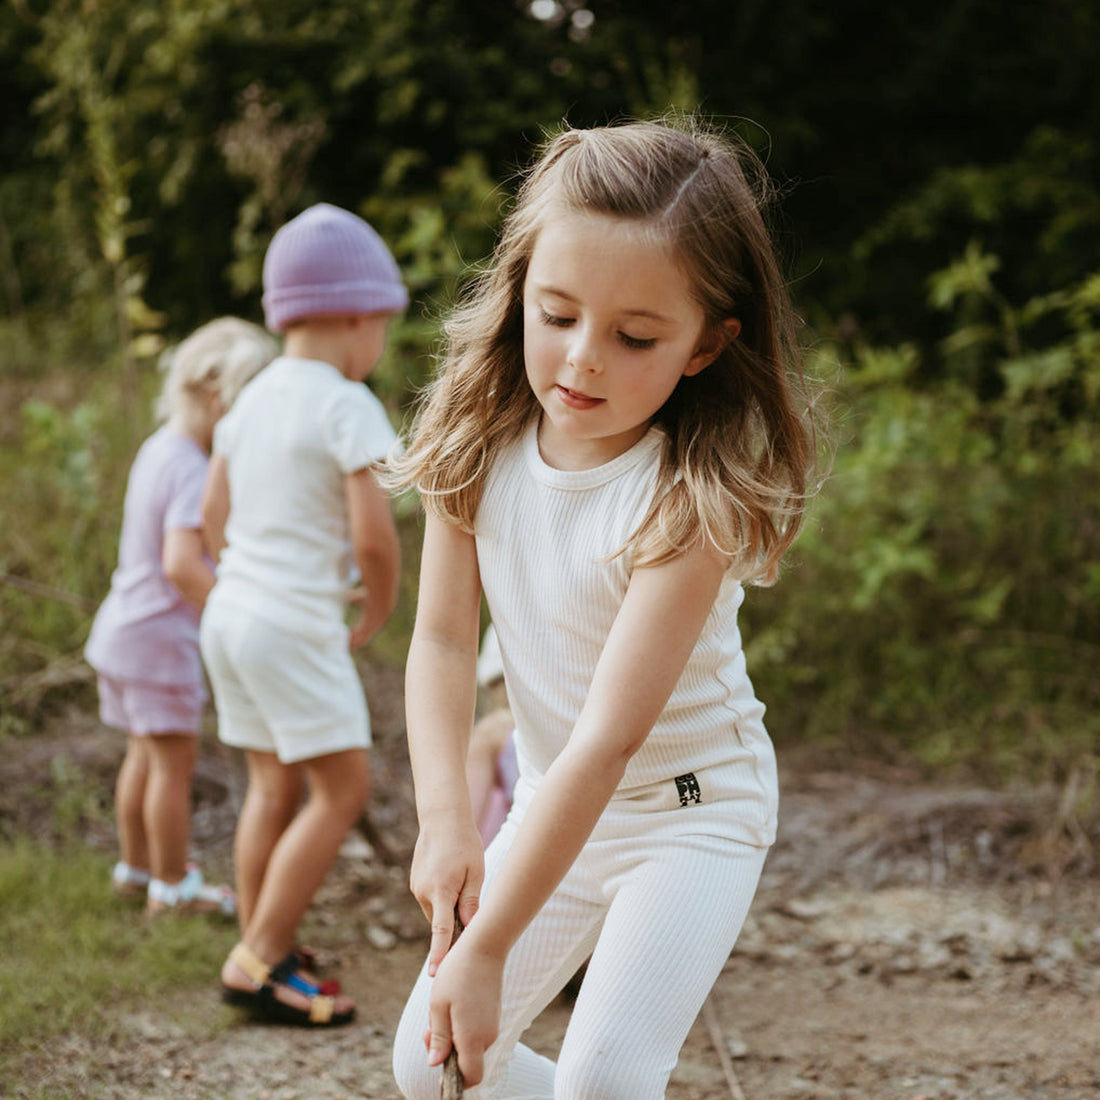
left=111, top=861, right=151, bottom=900
left=146, top=864, right=236, bottom=917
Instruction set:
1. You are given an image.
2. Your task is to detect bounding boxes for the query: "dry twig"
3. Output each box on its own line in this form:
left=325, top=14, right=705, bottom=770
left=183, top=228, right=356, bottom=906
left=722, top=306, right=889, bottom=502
left=701, top=994, right=748, bottom=1100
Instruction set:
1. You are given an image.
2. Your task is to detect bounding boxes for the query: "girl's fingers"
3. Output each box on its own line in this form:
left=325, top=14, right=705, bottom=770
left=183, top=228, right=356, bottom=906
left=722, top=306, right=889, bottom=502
left=427, top=898, right=456, bottom=976
left=426, top=1005, right=453, bottom=1066
left=457, top=882, right=481, bottom=930
left=456, top=1041, right=486, bottom=1087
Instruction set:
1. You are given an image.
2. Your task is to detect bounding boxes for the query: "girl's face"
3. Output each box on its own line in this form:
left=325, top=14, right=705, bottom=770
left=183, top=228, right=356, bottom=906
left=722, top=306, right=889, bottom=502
left=522, top=210, right=717, bottom=470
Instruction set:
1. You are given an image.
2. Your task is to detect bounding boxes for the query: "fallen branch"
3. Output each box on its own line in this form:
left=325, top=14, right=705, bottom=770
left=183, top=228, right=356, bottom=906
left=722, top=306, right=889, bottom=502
left=4, top=650, right=94, bottom=707
left=0, top=571, right=96, bottom=612
left=701, top=994, right=747, bottom=1100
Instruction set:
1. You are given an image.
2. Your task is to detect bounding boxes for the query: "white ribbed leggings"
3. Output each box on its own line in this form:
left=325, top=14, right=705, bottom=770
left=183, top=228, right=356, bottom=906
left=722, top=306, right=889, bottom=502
left=392, top=772, right=769, bottom=1100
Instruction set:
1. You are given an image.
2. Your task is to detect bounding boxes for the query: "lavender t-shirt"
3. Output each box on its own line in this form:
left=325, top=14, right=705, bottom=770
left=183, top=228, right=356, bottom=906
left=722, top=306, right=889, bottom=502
left=84, top=427, right=210, bottom=690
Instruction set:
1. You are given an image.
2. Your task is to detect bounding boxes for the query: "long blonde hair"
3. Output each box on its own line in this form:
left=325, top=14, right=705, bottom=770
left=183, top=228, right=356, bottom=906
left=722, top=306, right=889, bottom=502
left=393, top=116, right=818, bottom=583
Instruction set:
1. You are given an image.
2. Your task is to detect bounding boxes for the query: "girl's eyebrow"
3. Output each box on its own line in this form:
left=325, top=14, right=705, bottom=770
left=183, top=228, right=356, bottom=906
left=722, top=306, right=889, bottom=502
left=532, top=283, right=675, bottom=325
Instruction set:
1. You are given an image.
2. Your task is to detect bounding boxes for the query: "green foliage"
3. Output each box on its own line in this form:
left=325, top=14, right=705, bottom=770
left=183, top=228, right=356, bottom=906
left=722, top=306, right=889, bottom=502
left=0, top=374, right=141, bottom=716
left=0, top=841, right=237, bottom=1064
left=746, top=257, right=1100, bottom=781
left=48, top=751, right=112, bottom=837
left=848, top=127, right=1100, bottom=348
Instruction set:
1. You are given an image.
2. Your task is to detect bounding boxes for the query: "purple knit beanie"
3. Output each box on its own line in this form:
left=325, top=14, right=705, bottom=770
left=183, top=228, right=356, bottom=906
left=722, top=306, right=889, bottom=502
left=261, top=203, right=409, bottom=332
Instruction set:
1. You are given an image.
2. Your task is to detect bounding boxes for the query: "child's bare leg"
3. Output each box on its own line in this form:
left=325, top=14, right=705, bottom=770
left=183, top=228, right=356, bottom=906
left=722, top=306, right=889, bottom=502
left=234, top=750, right=305, bottom=932
left=222, top=748, right=368, bottom=1013
left=144, top=733, right=199, bottom=883
left=115, top=735, right=151, bottom=871
left=245, top=747, right=369, bottom=960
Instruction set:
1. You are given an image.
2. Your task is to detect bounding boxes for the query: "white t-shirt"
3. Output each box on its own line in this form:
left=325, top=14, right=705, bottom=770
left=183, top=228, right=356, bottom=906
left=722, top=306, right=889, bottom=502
left=475, top=419, right=776, bottom=842
left=211, top=356, right=397, bottom=635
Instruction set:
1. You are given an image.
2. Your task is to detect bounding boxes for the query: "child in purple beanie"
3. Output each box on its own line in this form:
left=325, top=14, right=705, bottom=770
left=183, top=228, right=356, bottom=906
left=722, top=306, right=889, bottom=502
left=86, top=316, right=276, bottom=915
left=202, top=203, right=405, bottom=1027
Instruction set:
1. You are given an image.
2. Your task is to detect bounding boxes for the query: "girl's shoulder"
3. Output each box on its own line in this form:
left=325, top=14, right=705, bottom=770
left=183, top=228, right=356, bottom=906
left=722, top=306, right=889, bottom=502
left=135, top=425, right=206, bottom=472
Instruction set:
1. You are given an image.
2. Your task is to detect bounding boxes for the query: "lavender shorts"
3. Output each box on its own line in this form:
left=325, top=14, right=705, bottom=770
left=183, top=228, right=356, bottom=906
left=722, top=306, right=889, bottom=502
left=97, top=674, right=207, bottom=736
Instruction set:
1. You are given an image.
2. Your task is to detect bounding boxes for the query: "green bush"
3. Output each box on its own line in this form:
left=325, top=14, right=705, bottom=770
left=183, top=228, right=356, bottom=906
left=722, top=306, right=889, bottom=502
left=746, top=255, right=1100, bottom=782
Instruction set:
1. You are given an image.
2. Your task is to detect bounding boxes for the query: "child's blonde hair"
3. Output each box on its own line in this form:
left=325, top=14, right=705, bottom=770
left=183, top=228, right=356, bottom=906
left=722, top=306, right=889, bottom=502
left=394, top=116, right=819, bottom=583
left=156, top=316, right=277, bottom=428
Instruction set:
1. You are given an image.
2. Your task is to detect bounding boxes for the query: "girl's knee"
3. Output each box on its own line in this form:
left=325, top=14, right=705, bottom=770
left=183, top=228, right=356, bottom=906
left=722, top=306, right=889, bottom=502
left=391, top=1058, right=437, bottom=1100
left=555, top=1048, right=668, bottom=1100
left=392, top=1015, right=437, bottom=1100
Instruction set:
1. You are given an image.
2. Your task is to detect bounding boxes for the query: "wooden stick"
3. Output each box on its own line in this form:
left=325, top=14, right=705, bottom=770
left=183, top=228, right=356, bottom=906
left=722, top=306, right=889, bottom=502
left=440, top=917, right=465, bottom=1100
left=701, top=994, right=748, bottom=1100
left=441, top=1047, right=463, bottom=1100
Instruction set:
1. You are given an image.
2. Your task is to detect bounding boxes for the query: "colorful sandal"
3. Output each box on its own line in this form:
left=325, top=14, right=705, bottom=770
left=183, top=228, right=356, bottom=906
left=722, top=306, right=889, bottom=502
left=292, top=945, right=341, bottom=995
left=221, top=943, right=354, bottom=1028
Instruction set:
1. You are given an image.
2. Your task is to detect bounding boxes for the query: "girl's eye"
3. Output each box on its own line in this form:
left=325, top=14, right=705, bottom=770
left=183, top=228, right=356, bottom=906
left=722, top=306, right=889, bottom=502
left=539, top=309, right=573, bottom=328
left=619, top=332, right=656, bottom=350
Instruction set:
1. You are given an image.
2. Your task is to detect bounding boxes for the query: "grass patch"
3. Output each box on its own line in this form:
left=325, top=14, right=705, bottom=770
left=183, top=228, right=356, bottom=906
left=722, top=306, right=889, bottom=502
left=0, top=841, right=238, bottom=1065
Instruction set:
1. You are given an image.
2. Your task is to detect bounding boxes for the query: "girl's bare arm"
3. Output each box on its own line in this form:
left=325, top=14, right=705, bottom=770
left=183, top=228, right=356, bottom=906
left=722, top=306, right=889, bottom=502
left=405, top=512, right=486, bottom=969
left=162, top=528, right=216, bottom=609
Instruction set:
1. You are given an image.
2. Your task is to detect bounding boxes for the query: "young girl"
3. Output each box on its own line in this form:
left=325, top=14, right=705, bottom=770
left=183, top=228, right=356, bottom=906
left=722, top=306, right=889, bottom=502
left=85, top=316, right=276, bottom=915
left=390, top=117, right=817, bottom=1098
left=202, top=203, right=406, bottom=1027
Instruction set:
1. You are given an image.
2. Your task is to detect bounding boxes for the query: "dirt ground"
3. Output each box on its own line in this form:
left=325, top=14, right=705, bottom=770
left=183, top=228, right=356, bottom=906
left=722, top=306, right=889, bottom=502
left=4, top=657, right=1099, bottom=1100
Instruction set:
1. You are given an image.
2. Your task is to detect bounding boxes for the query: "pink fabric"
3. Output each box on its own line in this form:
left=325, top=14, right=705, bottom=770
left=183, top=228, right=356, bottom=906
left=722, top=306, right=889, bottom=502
left=84, top=427, right=210, bottom=689
left=96, top=674, right=206, bottom=736
left=477, top=734, right=520, bottom=845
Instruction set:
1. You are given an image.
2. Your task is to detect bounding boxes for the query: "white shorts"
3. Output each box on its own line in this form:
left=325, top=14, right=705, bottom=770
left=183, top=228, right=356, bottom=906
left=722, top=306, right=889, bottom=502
left=200, top=589, right=370, bottom=764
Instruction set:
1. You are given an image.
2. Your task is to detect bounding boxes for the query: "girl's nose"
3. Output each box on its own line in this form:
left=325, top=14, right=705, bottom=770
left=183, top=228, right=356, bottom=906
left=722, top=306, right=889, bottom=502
left=567, top=328, right=601, bottom=373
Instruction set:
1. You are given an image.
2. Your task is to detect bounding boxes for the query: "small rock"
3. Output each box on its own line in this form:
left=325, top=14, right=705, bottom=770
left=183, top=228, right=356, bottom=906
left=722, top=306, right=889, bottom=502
left=779, top=896, right=833, bottom=921
left=366, top=924, right=398, bottom=950
left=726, top=1031, right=750, bottom=1059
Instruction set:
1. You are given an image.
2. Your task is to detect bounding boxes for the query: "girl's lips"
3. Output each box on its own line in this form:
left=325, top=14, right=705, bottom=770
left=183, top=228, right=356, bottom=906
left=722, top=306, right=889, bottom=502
left=556, top=384, right=603, bottom=410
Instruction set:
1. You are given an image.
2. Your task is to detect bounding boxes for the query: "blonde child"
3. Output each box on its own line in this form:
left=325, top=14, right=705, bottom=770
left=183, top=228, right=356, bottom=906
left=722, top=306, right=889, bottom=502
left=390, top=117, right=818, bottom=1098
left=85, top=317, right=276, bottom=915
left=201, top=203, right=405, bottom=1027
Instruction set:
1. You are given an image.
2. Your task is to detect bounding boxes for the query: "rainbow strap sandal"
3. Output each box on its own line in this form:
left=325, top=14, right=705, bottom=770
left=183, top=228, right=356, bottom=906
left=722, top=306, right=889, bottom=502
left=221, top=943, right=354, bottom=1028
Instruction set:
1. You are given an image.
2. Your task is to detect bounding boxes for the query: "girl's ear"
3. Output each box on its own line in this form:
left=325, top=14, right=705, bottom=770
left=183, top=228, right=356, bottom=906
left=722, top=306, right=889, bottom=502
left=683, top=317, right=742, bottom=377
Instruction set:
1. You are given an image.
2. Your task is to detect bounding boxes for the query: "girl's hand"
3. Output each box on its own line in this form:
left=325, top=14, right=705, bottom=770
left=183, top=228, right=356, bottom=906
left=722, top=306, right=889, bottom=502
left=425, top=932, right=504, bottom=1087
left=409, top=815, right=485, bottom=975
